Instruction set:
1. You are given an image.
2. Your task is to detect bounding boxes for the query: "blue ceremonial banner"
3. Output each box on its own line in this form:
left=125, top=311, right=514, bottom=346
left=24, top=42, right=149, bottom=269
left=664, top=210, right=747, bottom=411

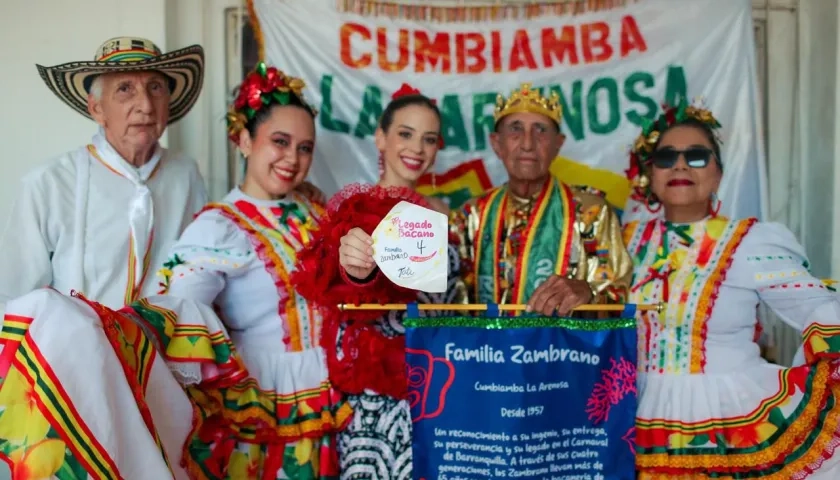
left=404, top=315, right=637, bottom=480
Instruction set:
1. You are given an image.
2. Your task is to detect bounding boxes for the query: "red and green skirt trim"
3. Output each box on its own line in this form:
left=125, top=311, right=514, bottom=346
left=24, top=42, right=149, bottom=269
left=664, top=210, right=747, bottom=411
left=637, top=361, right=840, bottom=479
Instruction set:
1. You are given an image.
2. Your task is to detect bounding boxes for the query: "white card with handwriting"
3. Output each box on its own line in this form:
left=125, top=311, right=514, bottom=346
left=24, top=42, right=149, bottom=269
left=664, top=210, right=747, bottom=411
left=371, top=201, right=448, bottom=293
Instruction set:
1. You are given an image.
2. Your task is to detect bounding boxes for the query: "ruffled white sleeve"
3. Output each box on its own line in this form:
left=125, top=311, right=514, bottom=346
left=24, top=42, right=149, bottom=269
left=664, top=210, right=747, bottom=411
left=130, top=209, right=255, bottom=385
left=734, top=222, right=840, bottom=364
left=156, top=209, right=254, bottom=305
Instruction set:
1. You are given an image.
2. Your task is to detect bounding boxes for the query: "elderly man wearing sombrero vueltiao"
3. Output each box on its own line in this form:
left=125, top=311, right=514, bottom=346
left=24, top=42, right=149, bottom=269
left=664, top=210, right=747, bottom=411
left=0, top=37, right=208, bottom=315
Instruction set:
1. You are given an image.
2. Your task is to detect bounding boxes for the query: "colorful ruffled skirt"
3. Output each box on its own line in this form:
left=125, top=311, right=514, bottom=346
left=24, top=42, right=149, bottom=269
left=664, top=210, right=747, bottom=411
left=636, top=360, right=840, bottom=479
left=0, top=289, right=351, bottom=479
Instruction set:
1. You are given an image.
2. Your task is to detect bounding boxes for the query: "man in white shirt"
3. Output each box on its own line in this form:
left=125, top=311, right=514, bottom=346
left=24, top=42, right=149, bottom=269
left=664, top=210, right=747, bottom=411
left=0, top=37, right=209, bottom=314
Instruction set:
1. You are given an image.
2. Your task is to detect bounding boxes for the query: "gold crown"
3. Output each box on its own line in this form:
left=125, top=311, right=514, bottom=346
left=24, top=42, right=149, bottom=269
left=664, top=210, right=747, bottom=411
left=494, top=83, right=562, bottom=125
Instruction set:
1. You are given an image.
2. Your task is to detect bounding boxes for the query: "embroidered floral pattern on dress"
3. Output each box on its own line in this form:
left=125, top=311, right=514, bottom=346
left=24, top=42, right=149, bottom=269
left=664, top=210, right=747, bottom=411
left=156, top=253, right=186, bottom=293
left=140, top=194, right=349, bottom=479
left=627, top=217, right=754, bottom=374
left=626, top=218, right=840, bottom=478
left=0, top=369, right=91, bottom=480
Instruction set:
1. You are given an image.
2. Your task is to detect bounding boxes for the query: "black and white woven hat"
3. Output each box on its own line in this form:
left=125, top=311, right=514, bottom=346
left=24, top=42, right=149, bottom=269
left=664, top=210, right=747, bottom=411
left=36, top=36, right=204, bottom=124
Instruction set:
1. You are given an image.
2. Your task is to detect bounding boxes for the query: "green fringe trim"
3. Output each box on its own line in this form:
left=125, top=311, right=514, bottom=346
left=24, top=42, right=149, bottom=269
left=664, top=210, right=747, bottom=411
left=403, top=316, right=635, bottom=330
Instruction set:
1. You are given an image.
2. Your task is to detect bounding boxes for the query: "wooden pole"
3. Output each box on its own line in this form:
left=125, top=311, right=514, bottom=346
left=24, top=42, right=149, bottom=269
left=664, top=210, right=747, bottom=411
left=337, top=303, right=662, bottom=313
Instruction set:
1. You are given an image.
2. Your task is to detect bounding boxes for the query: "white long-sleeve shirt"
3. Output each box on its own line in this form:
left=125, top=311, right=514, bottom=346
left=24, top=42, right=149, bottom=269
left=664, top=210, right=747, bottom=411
left=0, top=137, right=207, bottom=315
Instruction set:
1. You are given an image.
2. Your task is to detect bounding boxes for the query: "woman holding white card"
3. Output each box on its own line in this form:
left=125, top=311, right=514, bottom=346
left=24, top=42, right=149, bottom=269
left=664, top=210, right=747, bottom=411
left=293, top=84, right=466, bottom=480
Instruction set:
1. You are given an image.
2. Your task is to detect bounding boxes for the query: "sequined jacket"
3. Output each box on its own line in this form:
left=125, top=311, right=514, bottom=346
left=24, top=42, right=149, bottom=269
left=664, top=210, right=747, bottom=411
left=449, top=178, right=632, bottom=306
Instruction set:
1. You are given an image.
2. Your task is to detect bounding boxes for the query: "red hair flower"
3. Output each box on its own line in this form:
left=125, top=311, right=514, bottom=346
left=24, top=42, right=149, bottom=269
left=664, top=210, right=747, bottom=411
left=393, top=83, right=424, bottom=100
left=226, top=62, right=314, bottom=144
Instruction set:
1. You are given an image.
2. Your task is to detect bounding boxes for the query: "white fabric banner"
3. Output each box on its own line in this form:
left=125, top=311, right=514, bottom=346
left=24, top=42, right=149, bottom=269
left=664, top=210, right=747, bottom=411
left=253, top=0, right=767, bottom=220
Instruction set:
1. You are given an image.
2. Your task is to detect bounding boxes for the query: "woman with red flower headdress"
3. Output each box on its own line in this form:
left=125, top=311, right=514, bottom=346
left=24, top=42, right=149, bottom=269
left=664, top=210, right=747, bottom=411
left=0, top=62, right=349, bottom=480
left=624, top=98, right=840, bottom=478
left=292, top=84, right=466, bottom=479
left=135, top=62, right=351, bottom=479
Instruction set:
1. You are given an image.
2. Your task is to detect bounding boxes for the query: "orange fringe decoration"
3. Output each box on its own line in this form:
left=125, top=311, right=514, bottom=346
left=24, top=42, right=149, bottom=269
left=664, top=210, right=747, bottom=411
left=246, top=0, right=265, bottom=61
left=248, top=0, right=641, bottom=54
left=335, top=0, right=638, bottom=22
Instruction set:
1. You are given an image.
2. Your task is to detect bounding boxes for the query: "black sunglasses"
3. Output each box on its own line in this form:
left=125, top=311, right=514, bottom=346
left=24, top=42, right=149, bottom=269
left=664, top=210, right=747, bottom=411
left=649, top=147, right=715, bottom=169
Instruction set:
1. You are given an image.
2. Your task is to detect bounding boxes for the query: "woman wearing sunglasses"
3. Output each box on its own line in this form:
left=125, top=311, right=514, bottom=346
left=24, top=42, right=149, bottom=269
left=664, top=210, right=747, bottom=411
left=624, top=100, right=840, bottom=478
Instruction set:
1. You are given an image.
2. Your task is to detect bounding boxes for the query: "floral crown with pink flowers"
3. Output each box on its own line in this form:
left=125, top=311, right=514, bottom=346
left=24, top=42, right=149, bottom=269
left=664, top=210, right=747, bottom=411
left=625, top=97, right=722, bottom=203
left=226, top=62, right=316, bottom=143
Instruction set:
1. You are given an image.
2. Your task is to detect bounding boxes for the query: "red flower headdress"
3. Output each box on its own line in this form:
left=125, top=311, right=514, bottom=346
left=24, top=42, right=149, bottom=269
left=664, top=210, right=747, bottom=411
left=392, top=83, right=422, bottom=99
left=226, top=62, right=316, bottom=143
left=625, top=97, right=722, bottom=205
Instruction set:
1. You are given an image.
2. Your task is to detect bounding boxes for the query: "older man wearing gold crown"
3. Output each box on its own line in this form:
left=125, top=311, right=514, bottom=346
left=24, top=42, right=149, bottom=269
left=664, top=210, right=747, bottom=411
left=450, top=83, right=633, bottom=314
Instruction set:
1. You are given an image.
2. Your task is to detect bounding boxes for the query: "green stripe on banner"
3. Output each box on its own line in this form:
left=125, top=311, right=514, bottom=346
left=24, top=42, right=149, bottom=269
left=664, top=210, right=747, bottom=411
left=403, top=316, right=635, bottom=330
left=256, top=0, right=766, bottom=222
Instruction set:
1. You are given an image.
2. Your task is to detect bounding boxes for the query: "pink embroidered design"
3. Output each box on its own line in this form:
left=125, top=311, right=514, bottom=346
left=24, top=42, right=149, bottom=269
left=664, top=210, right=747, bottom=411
left=585, top=357, right=636, bottom=424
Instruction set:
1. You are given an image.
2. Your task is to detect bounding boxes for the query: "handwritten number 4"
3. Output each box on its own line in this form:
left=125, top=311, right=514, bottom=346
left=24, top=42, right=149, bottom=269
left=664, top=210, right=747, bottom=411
left=417, top=240, right=426, bottom=254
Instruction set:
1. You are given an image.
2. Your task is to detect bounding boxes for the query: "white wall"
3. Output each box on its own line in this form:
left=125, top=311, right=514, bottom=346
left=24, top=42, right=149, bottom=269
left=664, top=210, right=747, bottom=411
left=0, top=4, right=170, bottom=478
left=0, top=0, right=169, bottom=222
left=830, top=0, right=840, bottom=278
left=165, top=0, right=244, bottom=201
left=798, top=0, right=838, bottom=278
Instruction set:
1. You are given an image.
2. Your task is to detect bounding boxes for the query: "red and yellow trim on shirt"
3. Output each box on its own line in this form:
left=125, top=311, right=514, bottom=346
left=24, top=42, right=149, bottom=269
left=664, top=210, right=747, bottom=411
left=688, top=218, right=755, bottom=372
left=197, top=202, right=323, bottom=352
left=86, top=144, right=162, bottom=304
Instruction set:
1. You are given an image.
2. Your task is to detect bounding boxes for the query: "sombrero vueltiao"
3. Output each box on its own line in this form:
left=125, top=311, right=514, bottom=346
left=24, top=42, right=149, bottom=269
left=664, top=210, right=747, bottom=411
left=36, top=37, right=204, bottom=124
